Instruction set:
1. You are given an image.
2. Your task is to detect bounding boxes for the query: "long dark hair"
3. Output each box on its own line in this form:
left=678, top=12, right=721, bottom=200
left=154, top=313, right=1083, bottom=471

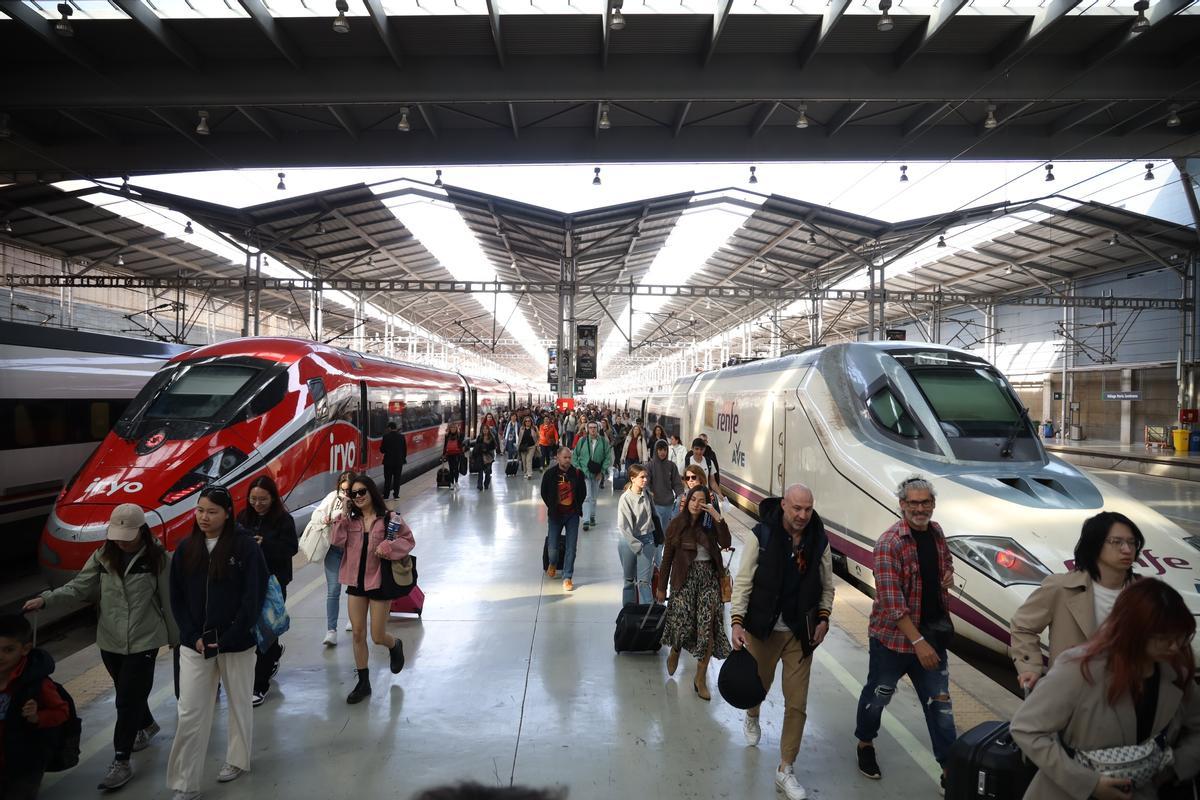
left=238, top=474, right=286, bottom=525
left=1074, top=511, right=1143, bottom=582
left=346, top=474, right=388, bottom=519
left=182, top=485, right=239, bottom=580
left=1080, top=578, right=1196, bottom=703
left=100, top=524, right=165, bottom=575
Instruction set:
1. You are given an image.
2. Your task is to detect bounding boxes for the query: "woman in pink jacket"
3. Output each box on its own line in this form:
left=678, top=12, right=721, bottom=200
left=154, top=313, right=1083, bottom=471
left=330, top=474, right=414, bottom=704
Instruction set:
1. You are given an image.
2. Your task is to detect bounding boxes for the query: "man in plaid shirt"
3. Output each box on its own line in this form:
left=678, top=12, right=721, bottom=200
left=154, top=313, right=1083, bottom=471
left=854, top=476, right=957, bottom=791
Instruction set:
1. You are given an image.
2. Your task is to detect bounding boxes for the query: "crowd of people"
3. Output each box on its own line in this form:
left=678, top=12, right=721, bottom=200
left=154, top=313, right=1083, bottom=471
left=3, top=399, right=1197, bottom=800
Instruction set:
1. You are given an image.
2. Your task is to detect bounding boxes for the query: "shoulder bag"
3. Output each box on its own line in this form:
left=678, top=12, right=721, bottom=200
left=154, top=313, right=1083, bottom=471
left=384, top=512, right=418, bottom=591
left=719, top=547, right=735, bottom=603
left=1073, top=733, right=1172, bottom=788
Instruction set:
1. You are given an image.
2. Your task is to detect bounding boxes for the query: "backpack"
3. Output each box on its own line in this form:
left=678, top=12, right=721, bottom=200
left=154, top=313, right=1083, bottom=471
left=44, top=681, right=82, bottom=772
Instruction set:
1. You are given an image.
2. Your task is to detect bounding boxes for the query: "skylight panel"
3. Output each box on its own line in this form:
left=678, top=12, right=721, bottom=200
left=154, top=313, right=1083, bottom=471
left=143, top=0, right=250, bottom=18
left=24, top=0, right=131, bottom=19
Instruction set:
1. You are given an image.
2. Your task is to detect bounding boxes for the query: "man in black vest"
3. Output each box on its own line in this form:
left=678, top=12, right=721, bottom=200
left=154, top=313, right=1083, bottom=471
left=380, top=422, right=407, bottom=500
left=730, top=483, right=834, bottom=800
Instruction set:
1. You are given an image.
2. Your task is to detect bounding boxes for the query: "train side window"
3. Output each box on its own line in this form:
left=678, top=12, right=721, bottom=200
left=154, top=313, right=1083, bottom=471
left=249, top=372, right=289, bottom=418
left=308, top=378, right=329, bottom=423
left=89, top=402, right=111, bottom=440
left=368, top=390, right=389, bottom=437
left=867, top=387, right=921, bottom=439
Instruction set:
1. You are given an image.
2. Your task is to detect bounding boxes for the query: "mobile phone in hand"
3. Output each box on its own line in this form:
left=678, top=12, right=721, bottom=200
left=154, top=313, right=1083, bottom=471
left=202, top=628, right=219, bottom=659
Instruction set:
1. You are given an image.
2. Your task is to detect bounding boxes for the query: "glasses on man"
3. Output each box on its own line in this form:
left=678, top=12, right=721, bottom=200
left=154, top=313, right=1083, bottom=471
left=904, top=499, right=935, bottom=509
left=349, top=488, right=369, bottom=499
left=1104, top=537, right=1137, bottom=551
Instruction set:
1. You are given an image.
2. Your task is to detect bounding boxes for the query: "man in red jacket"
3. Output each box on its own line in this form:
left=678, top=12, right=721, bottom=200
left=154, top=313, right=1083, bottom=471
left=540, top=447, right=587, bottom=592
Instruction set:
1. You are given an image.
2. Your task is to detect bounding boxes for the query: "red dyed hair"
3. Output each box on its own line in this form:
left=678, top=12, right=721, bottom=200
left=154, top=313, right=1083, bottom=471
left=1079, top=578, right=1196, bottom=706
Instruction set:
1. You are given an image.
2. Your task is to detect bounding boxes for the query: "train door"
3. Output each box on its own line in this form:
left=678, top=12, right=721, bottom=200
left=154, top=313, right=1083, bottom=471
left=771, top=391, right=792, bottom=495
left=358, top=381, right=369, bottom=467
left=468, top=388, right=479, bottom=437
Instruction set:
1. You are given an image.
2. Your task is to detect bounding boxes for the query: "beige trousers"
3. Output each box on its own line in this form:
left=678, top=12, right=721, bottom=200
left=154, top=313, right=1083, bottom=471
left=745, top=629, right=814, bottom=765
left=166, top=645, right=256, bottom=792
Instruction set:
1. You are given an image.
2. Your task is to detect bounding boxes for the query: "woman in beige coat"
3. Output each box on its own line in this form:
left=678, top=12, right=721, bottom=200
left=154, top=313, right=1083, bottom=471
left=1010, top=512, right=1144, bottom=691
left=1010, top=579, right=1199, bottom=800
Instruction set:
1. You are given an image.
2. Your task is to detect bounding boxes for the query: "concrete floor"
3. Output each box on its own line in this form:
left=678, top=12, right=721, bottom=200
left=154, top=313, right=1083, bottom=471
left=1085, top=467, right=1200, bottom=536
left=40, top=468, right=1021, bottom=800
left=1048, top=439, right=1200, bottom=483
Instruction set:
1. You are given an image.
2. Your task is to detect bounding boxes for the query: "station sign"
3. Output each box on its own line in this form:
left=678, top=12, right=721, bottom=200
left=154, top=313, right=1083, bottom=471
left=1102, top=391, right=1142, bottom=401
left=576, top=324, right=597, bottom=379
left=547, top=347, right=557, bottom=383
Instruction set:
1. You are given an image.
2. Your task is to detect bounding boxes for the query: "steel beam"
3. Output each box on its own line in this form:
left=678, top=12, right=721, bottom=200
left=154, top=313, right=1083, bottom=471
left=58, top=110, right=124, bottom=145
left=894, top=0, right=970, bottom=68
left=111, top=0, right=201, bottom=70
left=825, top=101, right=866, bottom=138
left=484, top=0, right=506, bottom=68
left=1048, top=101, right=1117, bottom=136
left=327, top=105, right=360, bottom=141
left=0, top=2, right=101, bottom=74
left=673, top=102, right=692, bottom=138
left=797, top=0, right=852, bottom=70
left=750, top=102, right=780, bottom=138
left=236, top=106, right=281, bottom=142
left=508, top=103, right=520, bottom=140
left=237, top=0, right=304, bottom=70
left=362, top=0, right=403, bottom=69
left=901, top=102, right=951, bottom=138
left=416, top=104, right=440, bottom=139
left=705, top=0, right=737, bottom=67
left=987, top=0, right=1084, bottom=69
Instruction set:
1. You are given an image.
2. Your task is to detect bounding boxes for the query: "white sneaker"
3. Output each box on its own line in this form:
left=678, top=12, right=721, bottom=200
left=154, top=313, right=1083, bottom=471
left=217, top=764, right=248, bottom=783
left=345, top=619, right=353, bottom=632
left=775, top=765, right=807, bottom=800
left=743, top=714, right=761, bottom=746
left=322, top=629, right=337, bottom=647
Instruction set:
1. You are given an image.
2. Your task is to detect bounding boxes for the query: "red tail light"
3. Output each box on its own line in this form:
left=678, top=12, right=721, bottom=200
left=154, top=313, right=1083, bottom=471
left=995, top=549, right=1018, bottom=570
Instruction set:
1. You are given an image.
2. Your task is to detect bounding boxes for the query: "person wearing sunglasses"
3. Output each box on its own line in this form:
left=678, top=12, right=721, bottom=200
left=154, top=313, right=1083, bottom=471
left=166, top=485, right=268, bottom=800
left=330, top=475, right=411, bottom=704
left=299, top=470, right=356, bottom=647
left=854, top=476, right=956, bottom=791
left=1011, top=512, right=1145, bottom=693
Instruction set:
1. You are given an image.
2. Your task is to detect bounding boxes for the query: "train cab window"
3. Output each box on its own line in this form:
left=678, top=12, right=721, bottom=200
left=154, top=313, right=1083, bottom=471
left=867, top=387, right=921, bottom=439
left=308, top=378, right=329, bottom=423
left=909, top=369, right=1021, bottom=438
left=248, top=372, right=288, bottom=418
left=327, top=384, right=360, bottom=427
left=145, top=364, right=260, bottom=421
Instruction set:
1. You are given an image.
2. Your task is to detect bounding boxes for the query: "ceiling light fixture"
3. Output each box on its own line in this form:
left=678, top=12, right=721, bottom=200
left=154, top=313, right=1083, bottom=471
left=184, top=221, right=194, bottom=234
left=759, top=261, right=767, bottom=274
left=397, top=106, right=411, bottom=132
left=748, top=165, right=758, bottom=185
left=899, top=164, right=909, bottom=182
left=1005, top=264, right=1014, bottom=275
left=121, top=174, right=130, bottom=194
left=592, top=167, right=602, bottom=186
left=117, top=254, right=124, bottom=266
left=277, top=172, right=286, bottom=191
left=333, top=0, right=350, bottom=33
left=1107, top=233, right=1120, bottom=246
left=807, top=231, right=816, bottom=244
left=1166, top=104, right=1181, bottom=128
left=937, top=235, right=946, bottom=248
left=1131, top=0, right=1149, bottom=33
left=794, top=102, right=809, bottom=129
left=434, top=169, right=443, bottom=187
left=983, top=103, right=998, bottom=130
left=877, top=0, right=893, bottom=32
left=195, top=110, right=210, bottom=135
left=55, top=3, right=73, bottom=37
left=598, top=103, right=611, bottom=130
left=1044, top=163, right=1055, bottom=182
left=3, top=220, right=11, bottom=234
left=610, top=3, right=626, bottom=31
left=1144, top=162, right=1155, bottom=181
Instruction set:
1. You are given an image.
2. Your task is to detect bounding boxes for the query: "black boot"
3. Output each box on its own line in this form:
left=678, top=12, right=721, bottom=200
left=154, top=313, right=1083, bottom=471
left=347, top=668, right=372, bottom=704
left=389, top=639, right=406, bottom=674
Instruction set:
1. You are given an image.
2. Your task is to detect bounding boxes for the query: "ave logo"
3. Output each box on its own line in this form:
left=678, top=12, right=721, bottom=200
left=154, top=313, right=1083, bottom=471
left=85, top=477, right=144, bottom=497
left=716, top=402, right=740, bottom=443
left=330, top=441, right=357, bottom=472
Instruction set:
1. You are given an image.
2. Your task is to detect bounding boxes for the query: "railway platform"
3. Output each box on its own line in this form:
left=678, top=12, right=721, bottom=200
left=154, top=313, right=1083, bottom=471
left=36, top=466, right=1020, bottom=800
left=1046, top=439, right=1200, bottom=483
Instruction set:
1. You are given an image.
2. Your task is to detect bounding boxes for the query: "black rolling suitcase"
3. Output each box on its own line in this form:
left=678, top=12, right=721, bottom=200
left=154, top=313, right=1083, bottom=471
left=945, top=721, right=1036, bottom=800
left=614, top=603, right=665, bottom=653
left=505, top=458, right=519, bottom=476
left=542, top=533, right=566, bottom=571
left=436, top=467, right=453, bottom=488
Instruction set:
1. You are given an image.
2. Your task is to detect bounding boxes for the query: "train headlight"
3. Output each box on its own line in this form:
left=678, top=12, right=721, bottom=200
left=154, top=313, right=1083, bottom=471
left=946, top=536, right=1052, bottom=587
left=159, top=447, right=248, bottom=505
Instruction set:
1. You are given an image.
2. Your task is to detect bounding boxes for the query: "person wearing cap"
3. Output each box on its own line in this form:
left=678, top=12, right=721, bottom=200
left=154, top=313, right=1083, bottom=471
left=24, top=503, right=178, bottom=792
left=729, top=483, right=834, bottom=800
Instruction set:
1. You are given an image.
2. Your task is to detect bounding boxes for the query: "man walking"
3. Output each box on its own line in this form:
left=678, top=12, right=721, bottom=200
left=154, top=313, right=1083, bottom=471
left=730, top=484, right=834, bottom=800
left=540, top=447, right=587, bottom=592
left=571, top=422, right=612, bottom=532
left=854, top=476, right=956, bottom=792
left=645, top=440, right=683, bottom=537
left=379, top=422, right=407, bottom=500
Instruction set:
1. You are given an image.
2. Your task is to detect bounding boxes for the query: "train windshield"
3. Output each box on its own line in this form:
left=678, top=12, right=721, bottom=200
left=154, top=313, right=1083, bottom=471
left=910, top=369, right=1022, bottom=437
left=142, top=364, right=262, bottom=421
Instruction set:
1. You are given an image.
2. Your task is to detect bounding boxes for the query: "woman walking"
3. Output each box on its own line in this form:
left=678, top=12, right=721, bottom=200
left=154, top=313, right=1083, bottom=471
left=473, top=427, right=501, bottom=490
left=1010, top=578, right=1199, bottom=800
left=442, top=422, right=467, bottom=490
left=518, top=417, right=538, bottom=479
left=657, top=485, right=733, bottom=701
left=237, top=475, right=298, bottom=707
left=330, top=474, right=412, bottom=704
left=167, top=486, right=268, bottom=800
left=617, top=465, right=658, bottom=606
left=618, top=423, right=649, bottom=474
left=299, top=470, right=355, bottom=647
left=24, top=504, right=178, bottom=792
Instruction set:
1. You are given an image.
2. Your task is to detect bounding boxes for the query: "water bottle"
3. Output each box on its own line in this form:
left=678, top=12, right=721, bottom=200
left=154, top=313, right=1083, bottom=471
left=385, top=513, right=402, bottom=541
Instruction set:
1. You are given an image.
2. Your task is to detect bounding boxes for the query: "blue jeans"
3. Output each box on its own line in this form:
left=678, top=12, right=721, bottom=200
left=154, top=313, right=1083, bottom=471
left=854, top=637, right=957, bottom=764
left=323, top=545, right=344, bottom=631
left=583, top=473, right=601, bottom=522
left=547, top=514, right=580, bottom=580
left=618, top=534, right=656, bottom=605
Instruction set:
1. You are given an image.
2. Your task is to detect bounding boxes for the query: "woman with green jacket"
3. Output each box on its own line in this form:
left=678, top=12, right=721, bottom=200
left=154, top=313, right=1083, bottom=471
left=24, top=503, right=178, bottom=792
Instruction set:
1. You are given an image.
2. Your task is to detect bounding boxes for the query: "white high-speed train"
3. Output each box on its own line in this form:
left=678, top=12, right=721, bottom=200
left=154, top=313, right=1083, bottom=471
left=0, top=321, right=190, bottom=528
left=632, top=342, right=1200, bottom=661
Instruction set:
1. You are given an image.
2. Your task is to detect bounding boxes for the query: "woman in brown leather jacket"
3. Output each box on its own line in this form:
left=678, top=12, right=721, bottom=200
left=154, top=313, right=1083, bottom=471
left=656, top=485, right=733, bottom=700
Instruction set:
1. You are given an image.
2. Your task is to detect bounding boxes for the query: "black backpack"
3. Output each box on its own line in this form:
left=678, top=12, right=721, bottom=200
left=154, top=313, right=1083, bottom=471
left=44, top=681, right=82, bottom=772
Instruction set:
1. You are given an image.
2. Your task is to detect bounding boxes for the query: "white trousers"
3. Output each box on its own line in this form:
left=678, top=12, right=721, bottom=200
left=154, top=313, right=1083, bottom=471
left=166, top=645, right=256, bottom=792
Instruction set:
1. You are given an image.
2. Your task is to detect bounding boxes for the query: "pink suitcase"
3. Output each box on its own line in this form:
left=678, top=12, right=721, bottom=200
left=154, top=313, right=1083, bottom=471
left=390, top=585, right=424, bottom=617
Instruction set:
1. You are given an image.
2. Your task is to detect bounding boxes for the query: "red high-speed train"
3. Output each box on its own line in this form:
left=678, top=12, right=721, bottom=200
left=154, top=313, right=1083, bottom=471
left=40, top=337, right=541, bottom=585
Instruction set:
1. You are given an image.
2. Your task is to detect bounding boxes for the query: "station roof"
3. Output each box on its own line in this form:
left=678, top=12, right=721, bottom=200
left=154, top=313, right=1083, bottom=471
left=1, top=0, right=1198, bottom=178
left=1, top=176, right=1195, bottom=379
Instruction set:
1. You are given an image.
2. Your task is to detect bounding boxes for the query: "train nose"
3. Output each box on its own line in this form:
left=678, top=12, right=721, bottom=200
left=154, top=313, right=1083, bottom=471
left=41, top=502, right=168, bottom=587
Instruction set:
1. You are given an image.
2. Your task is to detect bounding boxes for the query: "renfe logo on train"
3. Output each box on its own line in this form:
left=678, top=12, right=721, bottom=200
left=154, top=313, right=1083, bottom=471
left=716, top=402, right=739, bottom=443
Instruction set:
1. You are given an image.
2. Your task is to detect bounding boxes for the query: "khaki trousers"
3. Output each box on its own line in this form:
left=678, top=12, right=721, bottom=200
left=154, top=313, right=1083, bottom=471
left=167, top=645, right=256, bottom=792
left=745, top=629, right=813, bottom=765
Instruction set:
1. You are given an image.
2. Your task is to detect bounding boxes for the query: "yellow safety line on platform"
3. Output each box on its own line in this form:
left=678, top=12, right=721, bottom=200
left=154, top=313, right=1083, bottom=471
left=41, top=571, right=327, bottom=789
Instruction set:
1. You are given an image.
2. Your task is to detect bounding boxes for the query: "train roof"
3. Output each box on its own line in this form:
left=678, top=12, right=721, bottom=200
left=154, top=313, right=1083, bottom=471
left=690, top=341, right=983, bottom=383
left=0, top=319, right=191, bottom=360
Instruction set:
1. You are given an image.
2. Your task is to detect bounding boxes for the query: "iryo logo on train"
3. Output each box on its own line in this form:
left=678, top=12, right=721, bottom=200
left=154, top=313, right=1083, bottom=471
left=84, top=477, right=144, bottom=497
left=330, top=441, right=357, bottom=472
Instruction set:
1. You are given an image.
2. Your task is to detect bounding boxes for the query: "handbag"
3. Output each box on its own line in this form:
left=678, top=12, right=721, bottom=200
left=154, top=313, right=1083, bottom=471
left=255, top=575, right=291, bottom=653
left=650, top=511, right=664, bottom=547
left=719, top=547, right=735, bottom=603
left=383, top=512, right=417, bottom=588
left=1073, top=734, right=1173, bottom=787
left=298, top=509, right=333, bottom=564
